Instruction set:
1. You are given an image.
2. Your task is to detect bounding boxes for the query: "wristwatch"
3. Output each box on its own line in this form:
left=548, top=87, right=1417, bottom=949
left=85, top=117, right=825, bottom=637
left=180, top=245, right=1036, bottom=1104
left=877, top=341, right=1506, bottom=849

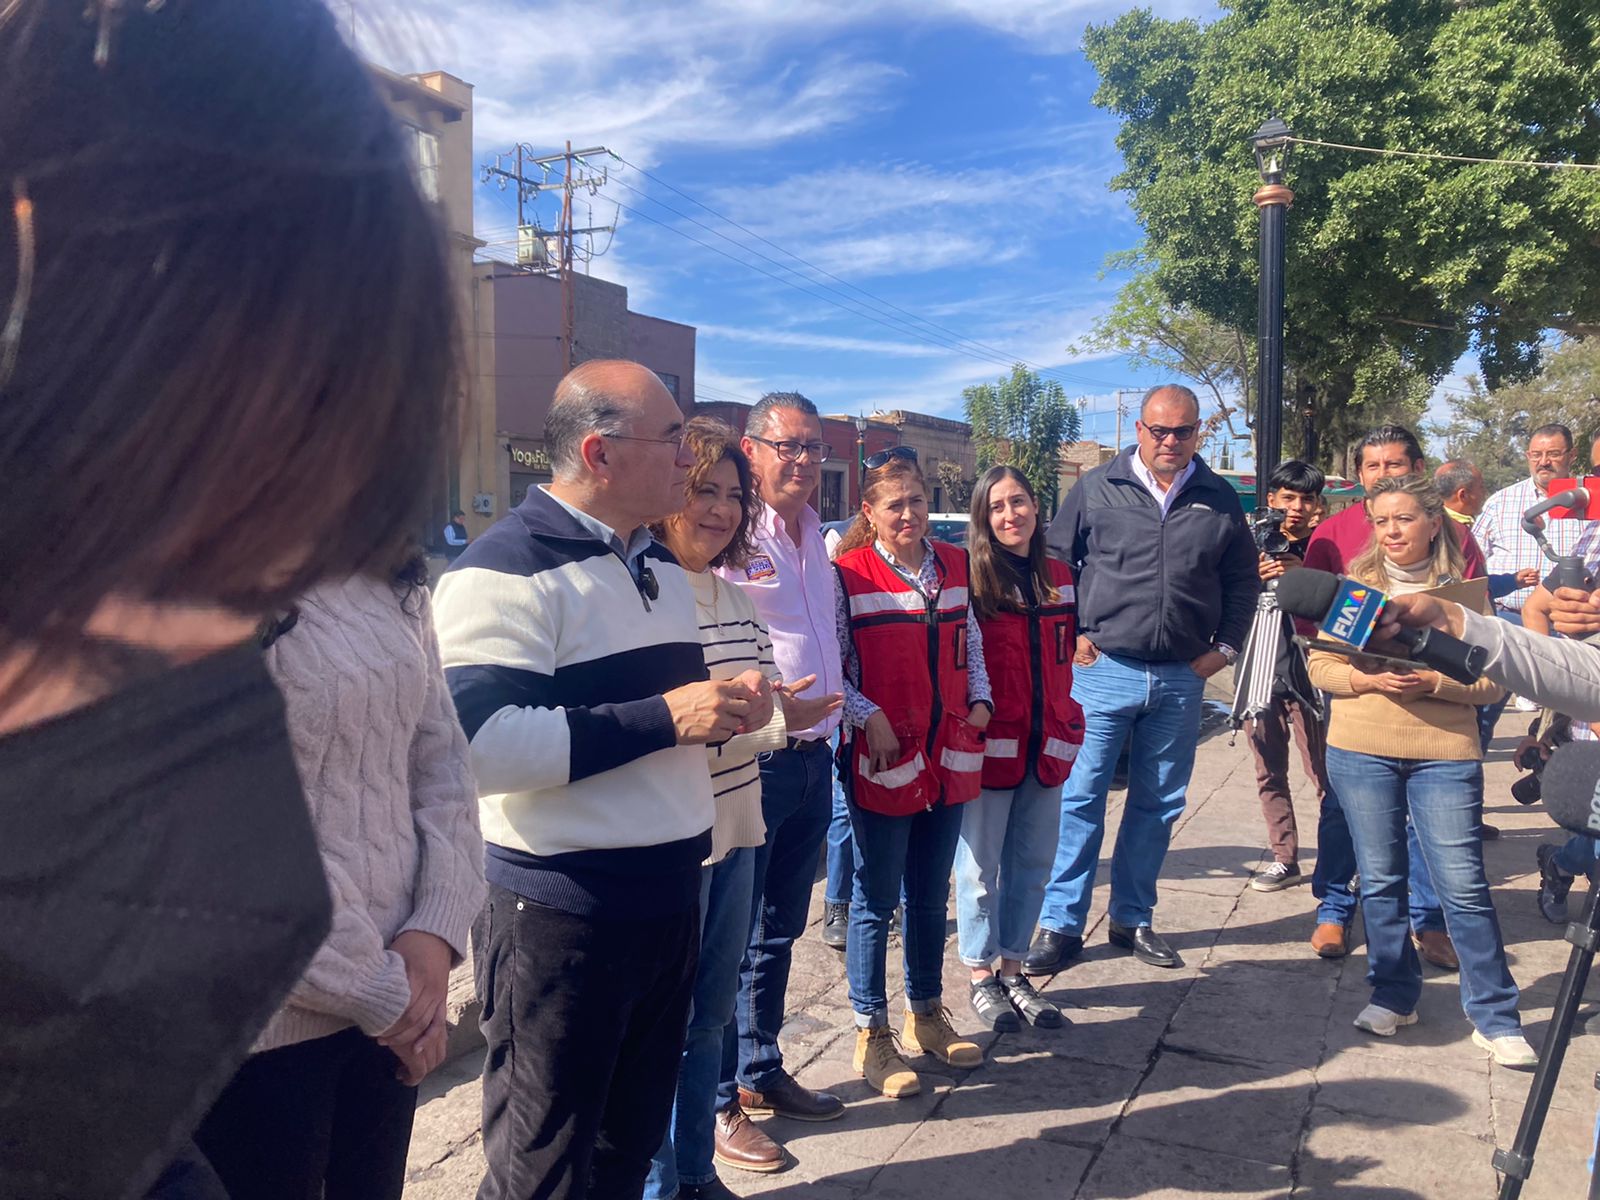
left=1213, top=643, right=1239, bottom=665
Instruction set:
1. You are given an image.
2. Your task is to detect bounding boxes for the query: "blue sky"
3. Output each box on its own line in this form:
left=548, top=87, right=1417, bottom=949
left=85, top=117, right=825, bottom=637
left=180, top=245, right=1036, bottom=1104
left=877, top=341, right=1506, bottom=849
left=360, top=0, right=1464, bottom=461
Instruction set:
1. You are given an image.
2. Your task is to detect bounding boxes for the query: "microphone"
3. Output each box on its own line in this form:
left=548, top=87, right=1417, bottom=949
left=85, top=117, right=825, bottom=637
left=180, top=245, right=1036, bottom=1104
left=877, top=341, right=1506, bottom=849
left=1540, top=742, right=1600, bottom=839
left=1275, top=568, right=1487, bottom=685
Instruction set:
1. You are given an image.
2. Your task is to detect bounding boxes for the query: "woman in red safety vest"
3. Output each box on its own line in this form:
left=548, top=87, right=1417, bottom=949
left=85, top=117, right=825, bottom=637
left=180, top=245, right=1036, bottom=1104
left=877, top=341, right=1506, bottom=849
left=832, top=449, right=993, bottom=1100
left=953, top=466, right=1084, bottom=1033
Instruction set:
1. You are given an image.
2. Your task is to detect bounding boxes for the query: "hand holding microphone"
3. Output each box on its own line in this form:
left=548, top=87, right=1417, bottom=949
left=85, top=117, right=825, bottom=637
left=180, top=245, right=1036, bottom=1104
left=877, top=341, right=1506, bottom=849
left=1274, top=568, right=1487, bottom=685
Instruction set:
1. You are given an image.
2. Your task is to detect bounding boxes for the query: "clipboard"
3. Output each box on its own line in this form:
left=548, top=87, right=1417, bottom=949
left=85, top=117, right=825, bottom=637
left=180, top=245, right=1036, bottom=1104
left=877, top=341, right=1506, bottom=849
left=1423, top=577, right=1491, bottom=616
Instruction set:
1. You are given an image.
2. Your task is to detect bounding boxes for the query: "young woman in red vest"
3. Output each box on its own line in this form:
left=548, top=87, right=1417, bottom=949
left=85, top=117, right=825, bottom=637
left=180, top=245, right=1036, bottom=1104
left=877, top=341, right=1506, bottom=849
left=954, top=466, right=1084, bottom=1031
left=833, top=449, right=993, bottom=1099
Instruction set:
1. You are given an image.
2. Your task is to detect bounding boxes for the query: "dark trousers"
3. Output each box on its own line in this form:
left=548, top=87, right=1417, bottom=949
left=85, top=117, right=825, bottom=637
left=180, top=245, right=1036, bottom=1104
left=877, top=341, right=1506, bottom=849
left=192, top=1027, right=417, bottom=1200
left=719, top=741, right=833, bottom=1104
left=1245, top=696, right=1328, bottom=865
left=476, top=884, right=700, bottom=1200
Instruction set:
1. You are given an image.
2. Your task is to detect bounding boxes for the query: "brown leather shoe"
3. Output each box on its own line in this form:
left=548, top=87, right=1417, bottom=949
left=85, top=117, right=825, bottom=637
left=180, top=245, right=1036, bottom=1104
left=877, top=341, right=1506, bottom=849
left=713, top=1104, right=786, bottom=1174
left=1413, top=929, right=1459, bottom=971
left=738, top=1072, right=844, bottom=1122
left=1310, top=922, right=1349, bottom=958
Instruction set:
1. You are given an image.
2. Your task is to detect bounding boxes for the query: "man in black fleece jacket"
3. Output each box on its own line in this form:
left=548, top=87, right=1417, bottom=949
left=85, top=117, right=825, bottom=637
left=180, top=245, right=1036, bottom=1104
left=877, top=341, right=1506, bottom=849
left=1025, top=385, right=1258, bottom=973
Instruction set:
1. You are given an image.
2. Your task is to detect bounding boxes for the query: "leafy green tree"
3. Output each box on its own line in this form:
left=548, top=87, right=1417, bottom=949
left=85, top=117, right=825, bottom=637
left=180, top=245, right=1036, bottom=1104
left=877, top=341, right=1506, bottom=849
left=1082, top=0, right=1600, bottom=463
left=934, top=459, right=976, bottom=511
left=1431, top=337, right=1600, bottom=490
left=963, top=365, right=1082, bottom=513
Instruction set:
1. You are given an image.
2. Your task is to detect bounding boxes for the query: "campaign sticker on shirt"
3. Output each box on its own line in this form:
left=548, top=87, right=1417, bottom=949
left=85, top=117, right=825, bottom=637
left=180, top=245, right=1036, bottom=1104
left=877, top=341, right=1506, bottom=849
left=745, top=553, right=778, bottom=582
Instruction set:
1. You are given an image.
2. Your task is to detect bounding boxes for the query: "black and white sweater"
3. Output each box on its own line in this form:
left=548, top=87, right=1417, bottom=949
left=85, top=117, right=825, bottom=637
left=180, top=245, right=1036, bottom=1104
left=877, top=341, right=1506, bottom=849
left=434, top=487, right=713, bottom=917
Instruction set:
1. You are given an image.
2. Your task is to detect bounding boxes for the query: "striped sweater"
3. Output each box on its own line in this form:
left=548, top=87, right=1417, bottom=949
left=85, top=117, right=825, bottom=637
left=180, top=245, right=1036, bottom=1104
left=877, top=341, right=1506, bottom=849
left=433, top=487, right=714, bottom=917
left=689, top=570, right=784, bottom=863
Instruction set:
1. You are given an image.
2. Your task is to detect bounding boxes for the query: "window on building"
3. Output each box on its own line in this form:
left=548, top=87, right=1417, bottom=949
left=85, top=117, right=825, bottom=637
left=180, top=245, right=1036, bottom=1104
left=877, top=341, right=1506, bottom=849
left=411, top=127, right=440, bottom=202
left=656, top=371, right=680, bottom=402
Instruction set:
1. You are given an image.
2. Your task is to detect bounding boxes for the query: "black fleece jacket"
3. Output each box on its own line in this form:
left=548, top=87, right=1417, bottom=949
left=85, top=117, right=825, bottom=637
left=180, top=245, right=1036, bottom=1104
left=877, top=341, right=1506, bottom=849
left=1046, top=448, right=1259, bottom=663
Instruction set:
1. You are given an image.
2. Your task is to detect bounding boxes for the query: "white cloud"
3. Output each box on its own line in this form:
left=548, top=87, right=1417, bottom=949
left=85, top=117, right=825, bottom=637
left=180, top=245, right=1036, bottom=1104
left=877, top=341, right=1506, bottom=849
left=698, top=324, right=950, bottom=358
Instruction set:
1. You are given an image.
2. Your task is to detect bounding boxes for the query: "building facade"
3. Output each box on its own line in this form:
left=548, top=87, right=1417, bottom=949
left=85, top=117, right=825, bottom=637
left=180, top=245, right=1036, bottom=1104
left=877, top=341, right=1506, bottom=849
left=869, top=410, right=976, bottom=513
left=479, top=265, right=696, bottom=510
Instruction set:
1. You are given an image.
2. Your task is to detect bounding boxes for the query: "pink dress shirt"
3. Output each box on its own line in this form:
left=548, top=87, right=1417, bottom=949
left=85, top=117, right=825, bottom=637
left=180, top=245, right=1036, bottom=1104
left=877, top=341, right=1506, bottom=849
left=717, top=502, right=844, bottom=740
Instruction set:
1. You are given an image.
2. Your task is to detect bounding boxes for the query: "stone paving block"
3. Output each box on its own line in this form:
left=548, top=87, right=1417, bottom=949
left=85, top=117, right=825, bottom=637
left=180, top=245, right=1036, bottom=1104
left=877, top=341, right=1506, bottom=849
left=937, top=1051, right=1141, bottom=1147
left=1078, top=1133, right=1293, bottom=1199
left=1321, top=983, right=1490, bottom=1071
left=1297, top=1105, right=1499, bottom=1199
left=1187, top=959, right=1340, bottom=1018
left=1033, top=940, right=1200, bottom=1016
left=1000, top=1006, right=1168, bottom=1072
left=1163, top=989, right=1325, bottom=1069
left=863, top=1116, right=1095, bottom=1196
left=1119, top=1053, right=1315, bottom=1167
left=1490, top=1052, right=1600, bottom=1117
left=1313, top=1048, right=1489, bottom=1133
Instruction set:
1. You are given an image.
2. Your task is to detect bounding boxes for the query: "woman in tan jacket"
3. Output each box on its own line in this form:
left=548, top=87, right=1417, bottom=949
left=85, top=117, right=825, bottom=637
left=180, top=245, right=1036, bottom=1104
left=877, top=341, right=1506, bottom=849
left=1310, top=475, right=1534, bottom=1067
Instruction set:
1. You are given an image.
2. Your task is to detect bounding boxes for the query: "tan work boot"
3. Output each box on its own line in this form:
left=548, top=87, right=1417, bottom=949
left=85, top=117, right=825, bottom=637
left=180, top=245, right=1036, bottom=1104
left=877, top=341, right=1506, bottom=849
left=854, top=1026, right=921, bottom=1098
left=902, top=1006, right=983, bottom=1068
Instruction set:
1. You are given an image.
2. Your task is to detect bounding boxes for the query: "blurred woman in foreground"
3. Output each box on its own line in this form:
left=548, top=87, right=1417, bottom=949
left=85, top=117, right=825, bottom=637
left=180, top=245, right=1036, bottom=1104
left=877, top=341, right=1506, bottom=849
left=0, top=1, right=460, bottom=1194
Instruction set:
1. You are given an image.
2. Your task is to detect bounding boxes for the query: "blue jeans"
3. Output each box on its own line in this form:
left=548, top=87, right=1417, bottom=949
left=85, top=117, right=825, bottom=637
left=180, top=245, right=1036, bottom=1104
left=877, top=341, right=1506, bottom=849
left=717, top=742, right=832, bottom=1105
left=1325, top=747, right=1521, bottom=1037
left=1312, top=783, right=1443, bottom=931
left=1555, top=833, right=1600, bottom=877
left=645, top=848, right=756, bottom=1198
left=1039, top=652, right=1205, bottom=933
left=954, top=775, right=1063, bottom=966
left=846, top=792, right=965, bottom=1025
left=825, top=767, right=853, bottom=907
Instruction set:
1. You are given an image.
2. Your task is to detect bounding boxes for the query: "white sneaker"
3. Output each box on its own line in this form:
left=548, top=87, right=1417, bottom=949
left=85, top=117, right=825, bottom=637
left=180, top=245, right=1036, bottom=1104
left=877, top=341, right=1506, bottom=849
left=1354, top=1004, right=1418, bottom=1037
left=1473, top=1029, right=1539, bottom=1067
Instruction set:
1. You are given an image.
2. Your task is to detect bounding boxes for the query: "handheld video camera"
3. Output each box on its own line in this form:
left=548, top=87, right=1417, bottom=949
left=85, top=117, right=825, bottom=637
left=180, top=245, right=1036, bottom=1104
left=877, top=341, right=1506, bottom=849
left=1251, top=507, right=1292, bottom=556
left=1510, top=714, right=1573, bottom=806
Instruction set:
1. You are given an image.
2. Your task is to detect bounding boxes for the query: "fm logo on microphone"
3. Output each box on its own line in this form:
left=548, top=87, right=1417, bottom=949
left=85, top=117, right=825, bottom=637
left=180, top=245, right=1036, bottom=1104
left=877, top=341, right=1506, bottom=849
left=1320, top=579, right=1385, bottom=648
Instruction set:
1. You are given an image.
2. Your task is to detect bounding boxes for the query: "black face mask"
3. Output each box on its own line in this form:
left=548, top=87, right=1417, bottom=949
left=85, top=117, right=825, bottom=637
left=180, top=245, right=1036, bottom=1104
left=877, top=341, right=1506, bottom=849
left=0, top=643, right=331, bottom=1200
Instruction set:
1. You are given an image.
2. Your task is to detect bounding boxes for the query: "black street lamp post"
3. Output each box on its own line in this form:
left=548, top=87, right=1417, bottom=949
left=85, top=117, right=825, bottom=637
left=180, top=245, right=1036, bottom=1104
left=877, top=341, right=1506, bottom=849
left=1250, top=115, right=1294, bottom=512
left=853, top=413, right=868, bottom=508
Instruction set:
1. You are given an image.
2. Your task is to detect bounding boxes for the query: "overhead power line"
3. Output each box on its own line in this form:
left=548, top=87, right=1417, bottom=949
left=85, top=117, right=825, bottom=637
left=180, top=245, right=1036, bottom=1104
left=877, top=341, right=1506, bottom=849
left=1287, top=136, right=1600, bottom=173
left=604, top=152, right=1128, bottom=391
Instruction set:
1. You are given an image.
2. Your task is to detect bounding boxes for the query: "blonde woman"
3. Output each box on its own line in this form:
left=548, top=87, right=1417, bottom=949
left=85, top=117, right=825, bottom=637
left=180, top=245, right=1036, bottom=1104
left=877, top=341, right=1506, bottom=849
left=1310, top=475, right=1533, bottom=1066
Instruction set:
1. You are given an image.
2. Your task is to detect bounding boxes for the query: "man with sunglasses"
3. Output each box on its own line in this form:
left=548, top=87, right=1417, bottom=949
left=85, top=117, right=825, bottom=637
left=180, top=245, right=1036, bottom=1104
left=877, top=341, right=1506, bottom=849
left=1028, top=385, right=1257, bottom=973
left=708, top=391, right=849, bottom=1177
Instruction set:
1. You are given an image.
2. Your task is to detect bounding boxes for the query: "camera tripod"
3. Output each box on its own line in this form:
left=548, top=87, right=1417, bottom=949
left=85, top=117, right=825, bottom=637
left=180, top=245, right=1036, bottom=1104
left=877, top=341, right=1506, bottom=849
left=1227, top=580, right=1322, bottom=734
left=1495, top=868, right=1600, bottom=1198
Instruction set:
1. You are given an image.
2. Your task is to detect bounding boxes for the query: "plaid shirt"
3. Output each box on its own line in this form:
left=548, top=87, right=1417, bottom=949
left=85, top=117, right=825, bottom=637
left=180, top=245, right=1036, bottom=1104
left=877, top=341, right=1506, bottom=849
left=1471, top=478, right=1591, bottom=613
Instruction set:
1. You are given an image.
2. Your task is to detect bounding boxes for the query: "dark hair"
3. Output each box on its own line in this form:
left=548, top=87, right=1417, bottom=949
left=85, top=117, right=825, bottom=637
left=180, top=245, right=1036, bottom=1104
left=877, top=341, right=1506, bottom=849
left=1529, top=423, right=1574, bottom=450
left=1140, top=384, right=1201, bottom=421
left=1356, top=425, right=1425, bottom=471
left=835, top=456, right=927, bottom=557
left=1267, top=460, right=1325, bottom=497
left=968, top=466, right=1057, bottom=620
left=1434, top=460, right=1480, bottom=501
left=747, top=390, right=820, bottom=439
left=651, top=417, right=761, bottom=570
left=545, top=360, right=644, bottom=478
left=0, top=0, right=458, bottom=673
left=452, top=509, right=466, bottom=519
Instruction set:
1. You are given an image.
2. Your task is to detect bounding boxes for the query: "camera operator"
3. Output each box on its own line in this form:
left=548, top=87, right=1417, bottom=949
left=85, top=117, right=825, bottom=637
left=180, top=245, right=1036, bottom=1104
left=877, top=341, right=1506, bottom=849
left=1245, top=462, right=1333, bottom=897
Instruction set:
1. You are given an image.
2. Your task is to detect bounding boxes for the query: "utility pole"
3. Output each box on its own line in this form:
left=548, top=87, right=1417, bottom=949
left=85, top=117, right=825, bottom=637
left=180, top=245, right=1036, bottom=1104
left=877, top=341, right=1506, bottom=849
left=481, top=142, right=614, bottom=368
left=1115, top=389, right=1142, bottom=451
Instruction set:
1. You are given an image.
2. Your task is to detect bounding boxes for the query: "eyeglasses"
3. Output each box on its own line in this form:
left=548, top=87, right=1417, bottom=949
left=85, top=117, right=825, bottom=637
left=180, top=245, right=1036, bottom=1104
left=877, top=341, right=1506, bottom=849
left=605, top=429, right=687, bottom=450
left=1141, top=422, right=1198, bottom=444
left=865, top=445, right=918, bottom=470
left=748, top=435, right=831, bottom=463
left=1527, top=450, right=1569, bottom=463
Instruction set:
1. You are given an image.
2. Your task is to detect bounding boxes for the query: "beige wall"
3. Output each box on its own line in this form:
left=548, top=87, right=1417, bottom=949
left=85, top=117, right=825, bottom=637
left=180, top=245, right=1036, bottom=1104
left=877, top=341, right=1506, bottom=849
left=872, top=410, right=975, bottom=513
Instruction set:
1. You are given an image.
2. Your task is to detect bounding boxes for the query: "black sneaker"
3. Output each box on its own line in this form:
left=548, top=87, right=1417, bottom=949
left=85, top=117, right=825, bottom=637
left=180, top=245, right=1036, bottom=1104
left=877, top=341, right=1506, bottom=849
left=1537, top=843, right=1574, bottom=925
left=822, top=901, right=847, bottom=951
left=1250, top=861, right=1302, bottom=893
left=969, top=975, right=1020, bottom=1031
left=999, top=973, right=1066, bottom=1028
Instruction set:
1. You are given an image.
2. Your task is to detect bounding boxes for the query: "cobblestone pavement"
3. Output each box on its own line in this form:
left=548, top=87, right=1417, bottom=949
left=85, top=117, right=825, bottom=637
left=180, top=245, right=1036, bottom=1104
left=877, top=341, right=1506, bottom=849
left=405, top=698, right=1600, bottom=1199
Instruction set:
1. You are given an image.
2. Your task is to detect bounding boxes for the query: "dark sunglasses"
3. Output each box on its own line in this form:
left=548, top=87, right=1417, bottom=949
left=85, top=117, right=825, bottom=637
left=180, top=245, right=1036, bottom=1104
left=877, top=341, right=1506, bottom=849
left=865, top=445, right=918, bottom=470
left=1141, top=422, right=1198, bottom=444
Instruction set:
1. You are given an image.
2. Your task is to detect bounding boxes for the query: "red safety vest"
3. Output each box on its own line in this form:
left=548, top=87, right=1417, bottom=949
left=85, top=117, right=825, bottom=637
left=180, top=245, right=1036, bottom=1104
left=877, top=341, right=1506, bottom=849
left=976, top=558, right=1085, bottom=789
left=835, top=541, right=985, bottom=815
